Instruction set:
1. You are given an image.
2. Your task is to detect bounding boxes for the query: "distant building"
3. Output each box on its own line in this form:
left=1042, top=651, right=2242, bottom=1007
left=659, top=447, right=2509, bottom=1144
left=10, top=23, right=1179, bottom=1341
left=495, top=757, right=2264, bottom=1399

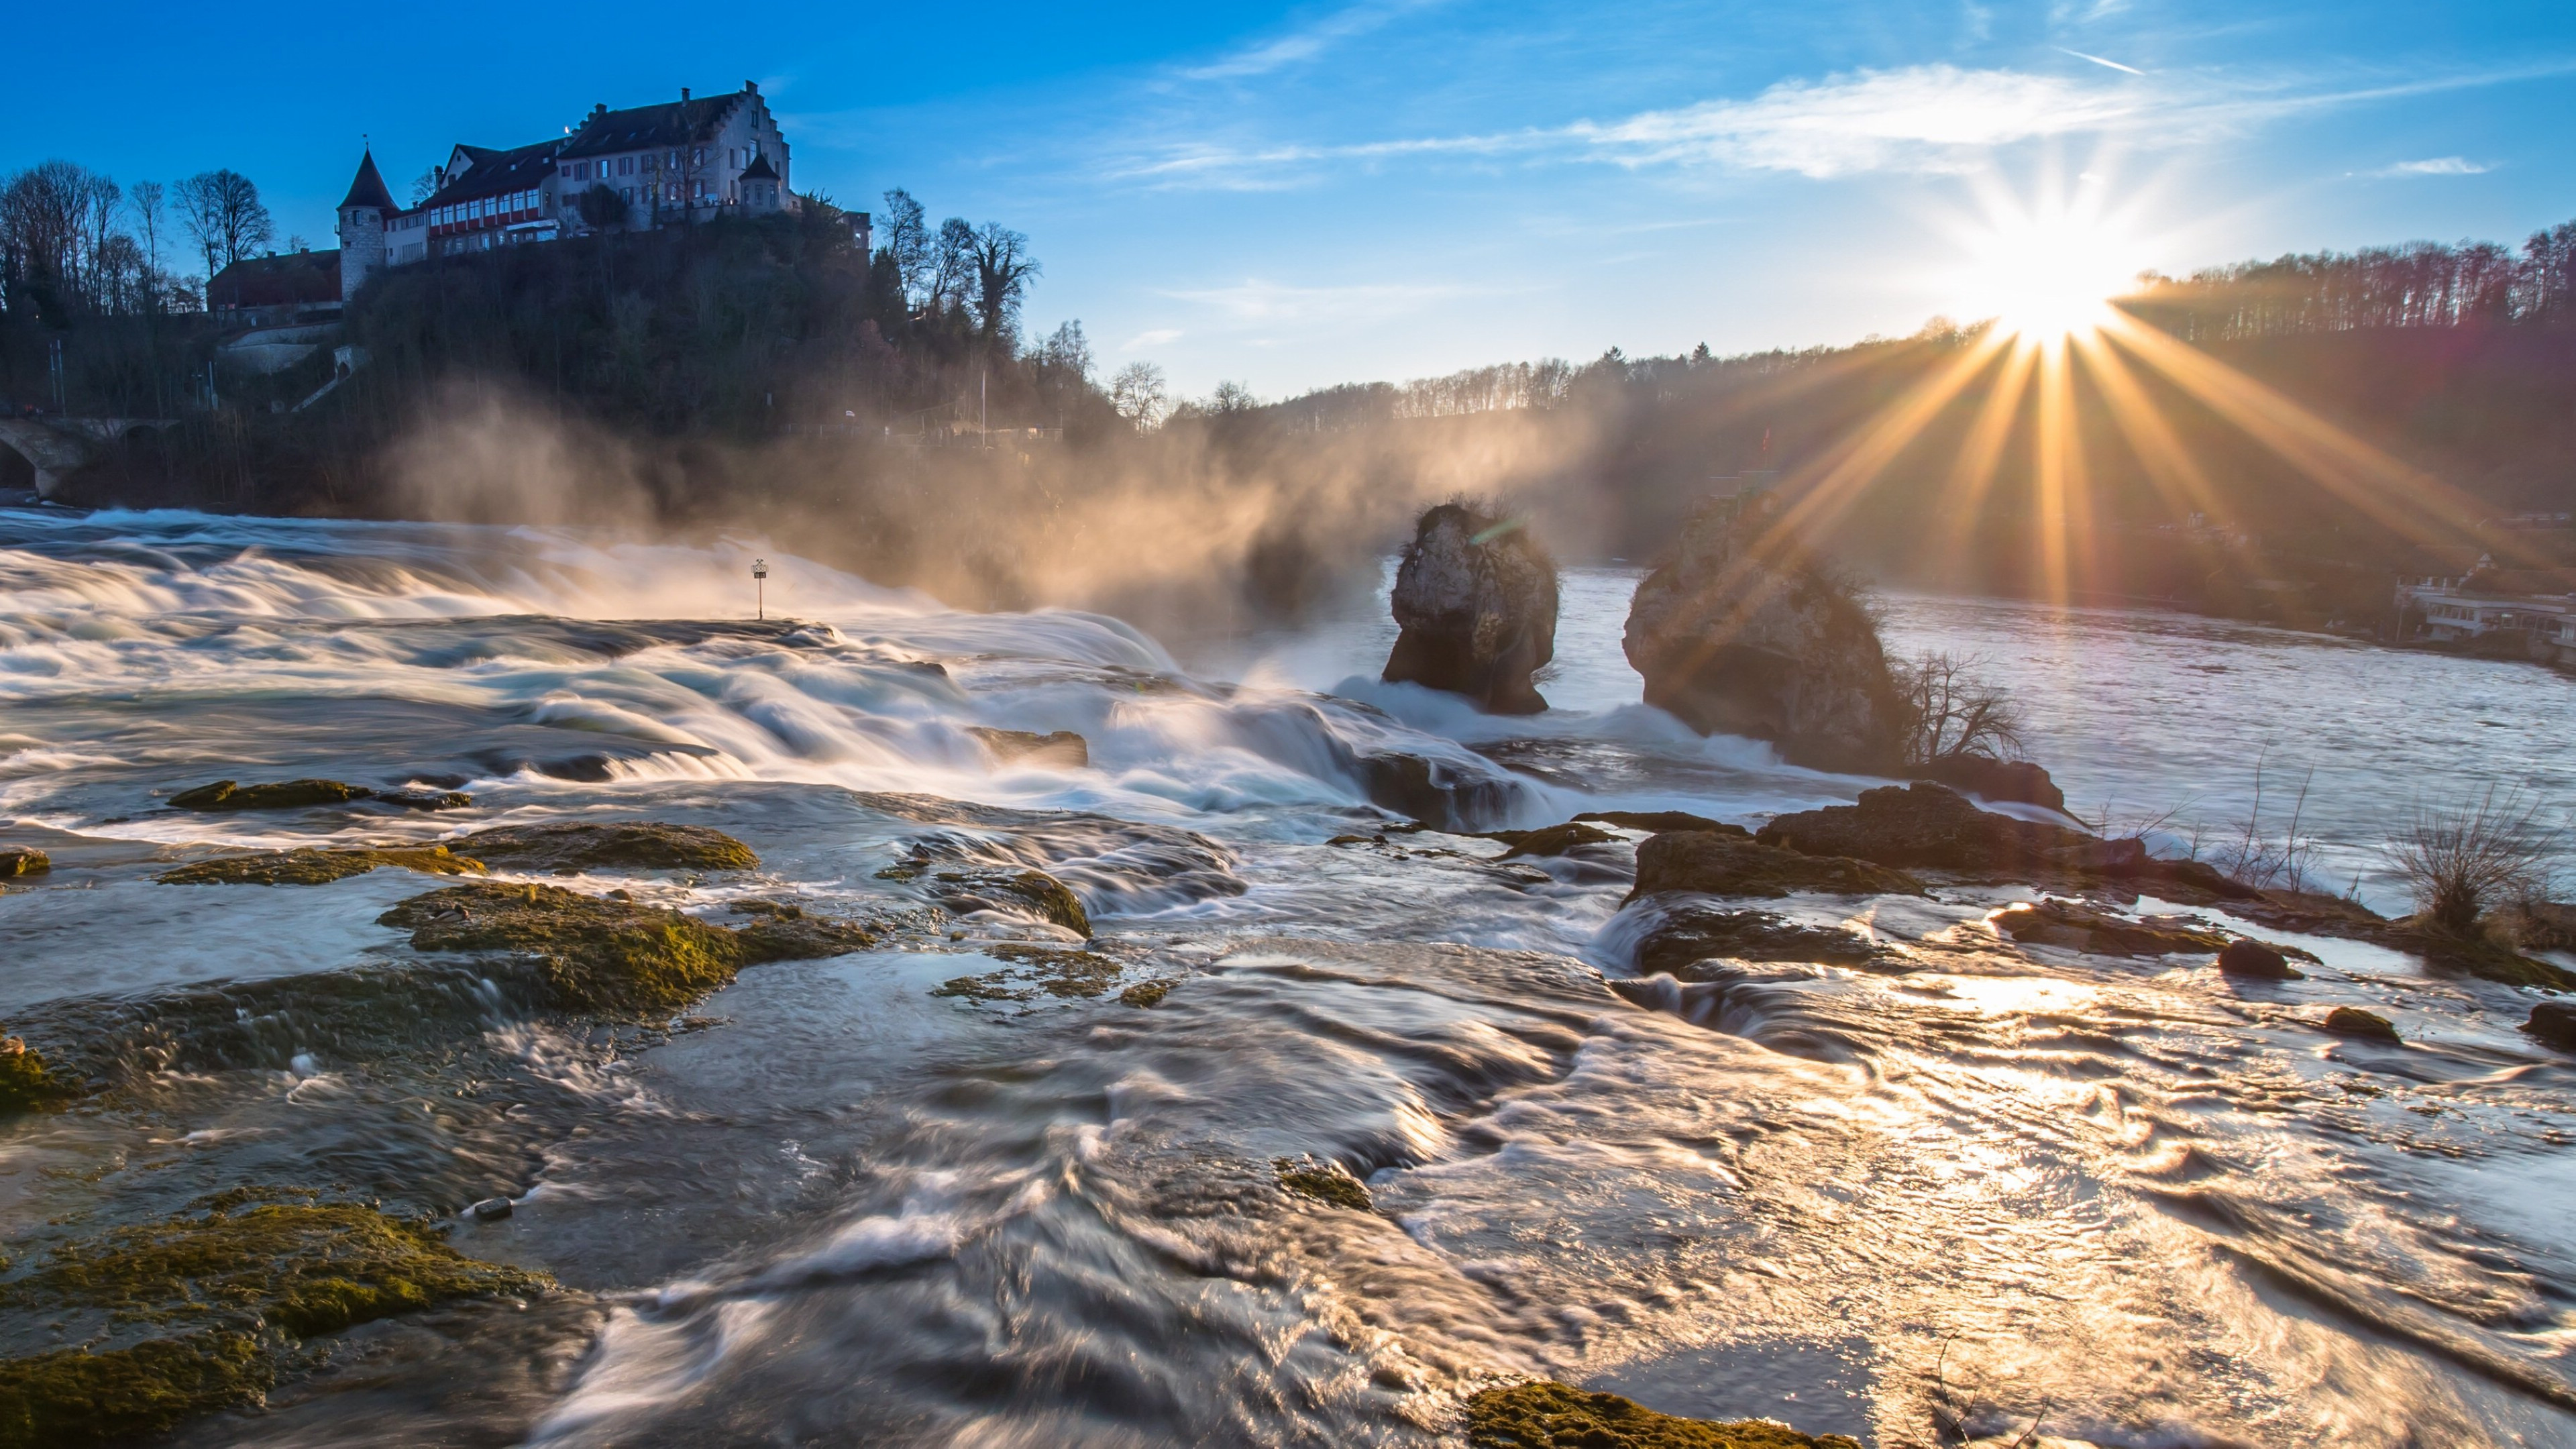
left=2398, top=557, right=2576, bottom=662
left=207, top=250, right=343, bottom=325
left=335, top=80, right=808, bottom=299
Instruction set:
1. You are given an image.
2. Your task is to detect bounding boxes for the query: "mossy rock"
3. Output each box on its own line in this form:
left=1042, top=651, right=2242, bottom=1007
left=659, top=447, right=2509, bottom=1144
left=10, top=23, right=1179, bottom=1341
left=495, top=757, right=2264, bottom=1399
left=1627, top=832, right=1923, bottom=903
left=1466, top=1382, right=1860, bottom=1449
left=2393, top=921, right=2576, bottom=990
left=1119, top=979, right=1173, bottom=1008
left=723, top=900, right=879, bottom=961
left=2322, top=1006, right=2400, bottom=1041
left=451, top=822, right=759, bottom=874
left=1274, top=1157, right=1373, bottom=1212
left=0, top=1201, right=545, bottom=1446
left=1495, top=822, right=1619, bottom=859
left=0, top=1330, right=271, bottom=1449
left=380, top=881, right=750, bottom=1012
left=932, top=945, right=1123, bottom=1004
left=166, top=780, right=373, bottom=812
left=0, top=1040, right=74, bottom=1114
left=930, top=869, right=1091, bottom=935
left=157, top=845, right=488, bottom=887
left=0, top=848, right=47, bottom=879
left=5, top=1201, right=549, bottom=1336
left=967, top=727, right=1090, bottom=767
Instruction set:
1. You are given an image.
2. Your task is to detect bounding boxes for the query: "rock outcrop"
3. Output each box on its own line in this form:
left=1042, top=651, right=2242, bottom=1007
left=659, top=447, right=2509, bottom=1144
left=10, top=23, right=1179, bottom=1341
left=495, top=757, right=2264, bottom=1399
left=2216, top=938, right=2305, bottom=980
left=2526, top=1000, right=2576, bottom=1051
left=450, top=822, right=757, bottom=874
left=1464, top=1381, right=1860, bottom=1449
left=1905, top=754, right=2065, bottom=812
left=1622, top=492, right=1902, bottom=771
left=1382, top=503, right=1558, bottom=714
left=1634, top=904, right=1890, bottom=973
left=1758, top=782, right=2141, bottom=875
left=1627, top=830, right=1924, bottom=902
left=1994, top=900, right=2230, bottom=957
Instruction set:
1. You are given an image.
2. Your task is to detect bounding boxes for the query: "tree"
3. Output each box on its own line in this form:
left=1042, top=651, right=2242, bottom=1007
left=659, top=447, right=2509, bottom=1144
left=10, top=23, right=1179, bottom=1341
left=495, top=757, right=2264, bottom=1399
left=878, top=187, right=928, bottom=306
left=129, top=179, right=167, bottom=306
left=967, top=221, right=1039, bottom=341
left=176, top=169, right=272, bottom=277
left=1110, top=362, right=1168, bottom=428
left=2, top=161, right=91, bottom=311
left=1893, top=651, right=2021, bottom=764
left=928, top=217, right=975, bottom=315
left=410, top=169, right=441, bottom=207
left=1040, top=320, right=1091, bottom=380
left=1209, top=379, right=1258, bottom=413
left=576, top=184, right=628, bottom=233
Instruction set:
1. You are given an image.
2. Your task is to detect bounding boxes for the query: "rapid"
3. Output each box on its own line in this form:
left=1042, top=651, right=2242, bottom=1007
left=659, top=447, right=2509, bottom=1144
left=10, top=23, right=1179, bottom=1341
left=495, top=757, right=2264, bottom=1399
left=1, top=508, right=2571, bottom=1447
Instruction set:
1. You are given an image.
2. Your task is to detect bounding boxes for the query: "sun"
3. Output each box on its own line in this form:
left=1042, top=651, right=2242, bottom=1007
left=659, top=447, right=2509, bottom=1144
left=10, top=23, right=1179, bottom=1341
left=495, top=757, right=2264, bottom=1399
left=1949, top=178, right=2147, bottom=343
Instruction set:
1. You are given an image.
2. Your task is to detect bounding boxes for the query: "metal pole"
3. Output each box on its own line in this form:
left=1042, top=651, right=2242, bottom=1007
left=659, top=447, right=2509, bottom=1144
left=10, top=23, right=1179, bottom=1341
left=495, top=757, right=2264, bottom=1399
left=751, top=557, right=769, bottom=621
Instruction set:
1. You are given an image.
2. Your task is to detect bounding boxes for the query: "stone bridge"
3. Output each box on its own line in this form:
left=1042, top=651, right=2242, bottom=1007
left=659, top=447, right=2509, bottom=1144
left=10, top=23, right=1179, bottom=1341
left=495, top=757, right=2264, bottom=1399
left=0, top=418, right=181, bottom=498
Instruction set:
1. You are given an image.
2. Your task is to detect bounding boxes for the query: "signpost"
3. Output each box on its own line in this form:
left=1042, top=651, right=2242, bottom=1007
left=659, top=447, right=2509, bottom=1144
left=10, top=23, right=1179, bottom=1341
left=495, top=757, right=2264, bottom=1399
left=752, top=557, right=768, bottom=621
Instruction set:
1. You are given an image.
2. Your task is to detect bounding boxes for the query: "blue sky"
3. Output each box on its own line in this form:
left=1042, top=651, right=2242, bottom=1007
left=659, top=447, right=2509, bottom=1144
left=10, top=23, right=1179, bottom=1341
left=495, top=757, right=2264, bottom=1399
left=14, top=1, right=2576, bottom=396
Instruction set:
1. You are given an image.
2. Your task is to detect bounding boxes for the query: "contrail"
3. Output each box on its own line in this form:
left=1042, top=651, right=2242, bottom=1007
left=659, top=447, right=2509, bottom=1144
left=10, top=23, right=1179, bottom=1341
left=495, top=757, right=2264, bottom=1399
left=2058, top=47, right=2145, bottom=76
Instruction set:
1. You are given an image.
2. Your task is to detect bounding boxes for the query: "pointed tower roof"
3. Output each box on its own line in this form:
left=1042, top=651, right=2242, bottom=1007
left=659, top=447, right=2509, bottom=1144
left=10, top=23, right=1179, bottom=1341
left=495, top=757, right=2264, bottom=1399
left=739, top=152, right=779, bottom=181
left=338, top=149, right=397, bottom=215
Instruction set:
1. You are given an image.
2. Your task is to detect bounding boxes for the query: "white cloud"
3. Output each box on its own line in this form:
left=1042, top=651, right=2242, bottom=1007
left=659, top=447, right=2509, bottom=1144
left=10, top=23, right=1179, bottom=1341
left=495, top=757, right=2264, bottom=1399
left=1122, top=327, right=1183, bottom=350
left=1179, top=0, right=1440, bottom=81
left=2375, top=156, right=2493, bottom=176
left=1569, top=64, right=2146, bottom=177
left=1160, top=278, right=1470, bottom=325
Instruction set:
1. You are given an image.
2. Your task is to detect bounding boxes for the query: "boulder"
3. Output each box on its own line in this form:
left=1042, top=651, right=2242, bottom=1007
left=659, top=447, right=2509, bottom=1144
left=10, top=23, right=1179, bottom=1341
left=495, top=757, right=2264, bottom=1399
left=968, top=728, right=1089, bottom=768
left=2525, top=999, right=2576, bottom=1051
left=2322, top=1006, right=2400, bottom=1041
left=1574, top=810, right=1746, bottom=836
left=451, top=822, right=757, bottom=874
left=1634, top=903, right=1888, bottom=973
left=168, top=779, right=373, bottom=812
left=1627, top=830, right=1924, bottom=902
left=1758, top=782, right=2140, bottom=876
left=2216, top=938, right=2304, bottom=980
left=1382, top=503, right=1559, bottom=714
left=1493, top=822, right=1619, bottom=859
left=158, top=845, right=486, bottom=887
left=0, top=847, right=48, bottom=878
left=1906, top=754, right=2065, bottom=812
left=1622, top=492, right=1903, bottom=771
left=1464, top=1381, right=1860, bottom=1449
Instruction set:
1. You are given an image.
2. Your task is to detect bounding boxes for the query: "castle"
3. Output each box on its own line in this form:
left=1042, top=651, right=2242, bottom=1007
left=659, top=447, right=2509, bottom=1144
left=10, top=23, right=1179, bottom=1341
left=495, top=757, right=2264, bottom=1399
left=333, top=80, right=802, bottom=304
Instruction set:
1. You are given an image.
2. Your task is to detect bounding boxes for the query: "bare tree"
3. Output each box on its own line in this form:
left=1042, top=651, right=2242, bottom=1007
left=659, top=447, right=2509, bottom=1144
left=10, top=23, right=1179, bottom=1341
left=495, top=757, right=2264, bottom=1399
left=1110, top=362, right=1168, bottom=428
left=176, top=169, right=272, bottom=276
left=1, top=161, right=91, bottom=307
left=409, top=168, right=441, bottom=207
left=80, top=172, right=122, bottom=305
left=928, top=217, right=976, bottom=315
left=1039, top=319, right=1091, bottom=379
left=878, top=188, right=928, bottom=305
left=128, top=180, right=166, bottom=306
left=1209, top=380, right=1258, bottom=413
left=1893, top=651, right=2022, bottom=764
left=2385, top=788, right=2562, bottom=932
left=967, top=221, right=1040, bottom=341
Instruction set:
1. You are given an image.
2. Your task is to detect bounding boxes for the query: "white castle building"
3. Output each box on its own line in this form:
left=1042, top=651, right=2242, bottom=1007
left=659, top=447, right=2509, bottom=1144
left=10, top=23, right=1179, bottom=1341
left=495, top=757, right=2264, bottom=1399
left=335, top=81, right=800, bottom=303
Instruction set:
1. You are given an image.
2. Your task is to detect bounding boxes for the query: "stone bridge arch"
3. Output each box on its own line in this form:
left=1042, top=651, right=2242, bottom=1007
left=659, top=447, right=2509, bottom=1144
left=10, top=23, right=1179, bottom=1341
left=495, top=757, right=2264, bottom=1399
left=0, top=419, right=180, bottom=498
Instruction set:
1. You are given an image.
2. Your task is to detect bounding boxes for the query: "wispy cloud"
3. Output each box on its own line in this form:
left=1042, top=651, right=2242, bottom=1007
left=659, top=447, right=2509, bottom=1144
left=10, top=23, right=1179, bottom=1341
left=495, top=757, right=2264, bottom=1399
left=1179, top=0, right=1442, bottom=81
left=2375, top=156, right=2493, bottom=176
left=1159, top=278, right=1473, bottom=325
left=1122, top=327, right=1183, bottom=350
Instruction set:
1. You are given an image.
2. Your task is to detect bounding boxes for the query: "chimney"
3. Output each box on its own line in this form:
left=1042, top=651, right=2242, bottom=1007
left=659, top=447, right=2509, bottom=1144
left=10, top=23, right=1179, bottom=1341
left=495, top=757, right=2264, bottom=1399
left=681, top=87, right=691, bottom=101
left=745, top=79, right=758, bottom=94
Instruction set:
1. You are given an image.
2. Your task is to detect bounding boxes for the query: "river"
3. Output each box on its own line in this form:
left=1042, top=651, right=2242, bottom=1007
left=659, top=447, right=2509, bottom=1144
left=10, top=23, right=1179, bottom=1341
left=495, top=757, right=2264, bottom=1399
left=1, top=511, right=2571, bottom=1447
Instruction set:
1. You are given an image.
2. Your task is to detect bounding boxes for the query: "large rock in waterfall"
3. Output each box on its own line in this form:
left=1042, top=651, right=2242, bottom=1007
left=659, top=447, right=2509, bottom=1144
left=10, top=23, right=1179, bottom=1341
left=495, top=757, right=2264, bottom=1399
left=1381, top=504, right=1559, bottom=714
left=1622, top=493, right=1902, bottom=771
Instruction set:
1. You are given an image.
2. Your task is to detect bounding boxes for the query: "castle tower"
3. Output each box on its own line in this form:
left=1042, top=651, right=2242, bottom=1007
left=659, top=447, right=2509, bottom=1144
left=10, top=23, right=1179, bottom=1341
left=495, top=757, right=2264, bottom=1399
left=335, top=148, right=398, bottom=303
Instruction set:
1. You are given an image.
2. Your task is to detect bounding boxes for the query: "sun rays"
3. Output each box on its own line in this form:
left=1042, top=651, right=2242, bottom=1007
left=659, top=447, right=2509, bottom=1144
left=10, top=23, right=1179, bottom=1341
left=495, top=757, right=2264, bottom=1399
left=1699, top=168, right=2540, bottom=610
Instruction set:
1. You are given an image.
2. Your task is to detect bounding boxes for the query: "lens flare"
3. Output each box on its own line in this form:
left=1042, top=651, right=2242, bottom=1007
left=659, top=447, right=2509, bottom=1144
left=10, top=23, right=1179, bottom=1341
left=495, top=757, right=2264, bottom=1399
left=1953, top=185, right=2144, bottom=343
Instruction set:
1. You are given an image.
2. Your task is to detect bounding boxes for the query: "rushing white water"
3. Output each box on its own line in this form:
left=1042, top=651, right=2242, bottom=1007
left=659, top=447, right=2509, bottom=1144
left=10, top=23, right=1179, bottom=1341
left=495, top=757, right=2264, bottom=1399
left=1, top=508, right=2571, bottom=1448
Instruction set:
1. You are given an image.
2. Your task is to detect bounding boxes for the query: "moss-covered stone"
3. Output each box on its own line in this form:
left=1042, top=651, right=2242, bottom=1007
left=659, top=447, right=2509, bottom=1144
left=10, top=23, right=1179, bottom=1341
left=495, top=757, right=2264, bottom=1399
left=1274, top=1157, right=1373, bottom=1212
left=1627, top=831, right=1924, bottom=903
left=930, top=869, right=1091, bottom=935
left=2322, top=1006, right=2400, bottom=1041
left=157, top=844, right=487, bottom=887
left=2392, top=921, right=2576, bottom=989
left=1119, top=979, right=1173, bottom=1008
left=381, top=881, right=749, bottom=1012
left=1494, top=822, right=1619, bottom=859
left=0, top=1330, right=271, bottom=1449
left=0, top=1038, right=74, bottom=1114
left=0, top=1200, right=546, bottom=1447
left=932, top=945, right=1124, bottom=1003
left=451, top=821, right=759, bottom=874
left=167, top=780, right=373, bottom=812
left=7, top=1201, right=547, bottom=1336
left=1465, top=1382, right=1860, bottom=1449
left=0, top=848, right=47, bottom=879
left=723, top=900, right=879, bottom=961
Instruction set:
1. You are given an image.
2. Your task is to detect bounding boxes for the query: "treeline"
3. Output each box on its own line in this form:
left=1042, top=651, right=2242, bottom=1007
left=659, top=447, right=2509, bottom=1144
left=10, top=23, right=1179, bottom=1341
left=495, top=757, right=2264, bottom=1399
left=1, top=159, right=282, bottom=323
left=2127, top=217, right=2576, bottom=340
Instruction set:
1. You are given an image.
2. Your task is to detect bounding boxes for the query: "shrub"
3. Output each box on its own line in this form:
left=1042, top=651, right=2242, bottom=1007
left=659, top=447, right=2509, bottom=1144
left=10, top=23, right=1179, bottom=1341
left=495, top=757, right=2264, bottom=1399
left=2385, top=788, right=2561, bottom=932
left=1892, top=651, right=2021, bottom=765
